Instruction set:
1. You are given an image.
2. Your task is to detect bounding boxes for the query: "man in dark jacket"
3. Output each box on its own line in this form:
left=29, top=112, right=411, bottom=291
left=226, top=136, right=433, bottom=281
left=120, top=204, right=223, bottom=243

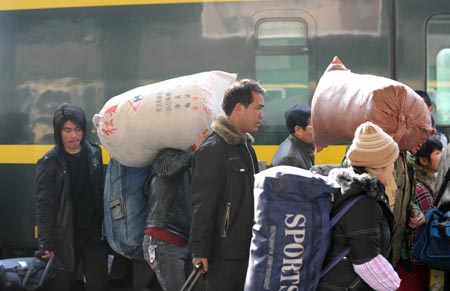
left=142, top=129, right=207, bottom=291
left=189, top=79, right=265, bottom=291
left=35, top=103, right=108, bottom=291
left=271, top=104, right=314, bottom=169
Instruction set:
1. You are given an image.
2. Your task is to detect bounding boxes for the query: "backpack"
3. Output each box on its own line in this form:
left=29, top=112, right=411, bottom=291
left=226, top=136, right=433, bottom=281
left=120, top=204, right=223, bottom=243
left=244, top=165, right=363, bottom=291
left=104, top=158, right=151, bottom=260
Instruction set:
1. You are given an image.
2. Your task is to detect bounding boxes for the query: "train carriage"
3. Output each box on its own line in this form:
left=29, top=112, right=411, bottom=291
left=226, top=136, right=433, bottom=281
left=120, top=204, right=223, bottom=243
left=0, top=0, right=449, bottom=254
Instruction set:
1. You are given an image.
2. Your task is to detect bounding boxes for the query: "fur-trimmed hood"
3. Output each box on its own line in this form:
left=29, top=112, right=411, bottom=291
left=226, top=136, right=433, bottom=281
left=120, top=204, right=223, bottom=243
left=212, top=115, right=254, bottom=145
left=328, top=167, right=388, bottom=207
left=416, top=164, right=436, bottom=190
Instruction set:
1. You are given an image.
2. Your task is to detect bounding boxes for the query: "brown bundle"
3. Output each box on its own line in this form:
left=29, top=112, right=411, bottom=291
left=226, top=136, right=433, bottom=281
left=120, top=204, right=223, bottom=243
left=311, top=56, right=434, bottom=152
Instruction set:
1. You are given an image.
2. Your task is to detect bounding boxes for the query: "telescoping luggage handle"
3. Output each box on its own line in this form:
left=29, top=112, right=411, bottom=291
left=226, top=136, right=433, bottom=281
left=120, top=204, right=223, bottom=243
left=180, top=263, right=203, bottom=291
left=22, top=250, right=55, bottom=288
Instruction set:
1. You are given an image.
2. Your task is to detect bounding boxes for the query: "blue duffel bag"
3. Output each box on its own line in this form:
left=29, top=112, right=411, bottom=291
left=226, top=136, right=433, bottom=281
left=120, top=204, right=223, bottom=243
left=412, top=166, right=450, bottom=272
left=412, top=208, right=450, bottom=272
left=245, top=166, right=343, bottom=291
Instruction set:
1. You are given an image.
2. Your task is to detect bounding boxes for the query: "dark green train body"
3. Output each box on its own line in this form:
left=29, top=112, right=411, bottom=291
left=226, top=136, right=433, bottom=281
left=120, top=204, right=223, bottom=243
left=0, top=0, right=450, bottom=253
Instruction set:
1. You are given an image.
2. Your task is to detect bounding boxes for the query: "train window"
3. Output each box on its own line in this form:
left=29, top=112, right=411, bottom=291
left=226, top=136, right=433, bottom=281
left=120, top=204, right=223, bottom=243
left=257, top=20, right=306, bottom=47
left=427, top=15, right=450, bottom=126
left=254, top=19, right=309, bottom=144
left=255, top=55, right=309, bottom=124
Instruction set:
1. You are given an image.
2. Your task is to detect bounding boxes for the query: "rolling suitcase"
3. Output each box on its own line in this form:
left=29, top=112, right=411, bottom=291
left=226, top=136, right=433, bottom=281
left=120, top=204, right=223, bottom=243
left=180, top=263, right=203, bottom=291
left=0, top=251, right=54, bottom=291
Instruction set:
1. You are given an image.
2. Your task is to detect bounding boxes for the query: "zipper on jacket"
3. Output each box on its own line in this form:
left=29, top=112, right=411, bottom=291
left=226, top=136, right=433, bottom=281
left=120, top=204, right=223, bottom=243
left=221, top=202, right=231, bottom=238
left=244, top=143, right=255, bottom=174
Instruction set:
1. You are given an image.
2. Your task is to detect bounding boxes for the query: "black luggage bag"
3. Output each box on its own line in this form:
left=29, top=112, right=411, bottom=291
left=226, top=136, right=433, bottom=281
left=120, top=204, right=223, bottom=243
left=0, top=251, right=54, bottom=291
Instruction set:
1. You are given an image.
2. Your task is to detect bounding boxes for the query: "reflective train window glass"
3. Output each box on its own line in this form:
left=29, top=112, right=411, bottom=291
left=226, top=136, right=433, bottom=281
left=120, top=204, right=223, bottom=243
left=255, top=55, right=308, bottom=127
left=257, top=20, right=306, bottom=47
left=427, top=15, right=450, bottom=126
left=254, top=19, right=309, bottom=145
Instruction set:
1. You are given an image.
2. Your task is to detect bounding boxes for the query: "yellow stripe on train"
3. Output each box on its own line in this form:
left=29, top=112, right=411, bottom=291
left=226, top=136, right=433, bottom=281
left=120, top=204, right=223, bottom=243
left=254, top=145, right=347, bottom=167
left=0, top=144, right=347, bottom=165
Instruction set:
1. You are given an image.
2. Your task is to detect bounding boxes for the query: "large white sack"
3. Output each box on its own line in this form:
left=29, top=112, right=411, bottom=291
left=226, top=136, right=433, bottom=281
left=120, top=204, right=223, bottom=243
left=93, top=71, right=236, bottom=167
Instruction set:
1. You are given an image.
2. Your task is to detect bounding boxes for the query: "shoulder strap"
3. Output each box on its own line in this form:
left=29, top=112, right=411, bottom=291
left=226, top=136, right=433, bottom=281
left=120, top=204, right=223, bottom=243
left=434, top=166, right=450, bottom=208
left=320, top=195, right=365, bottom=278
left=329, top=195, right=365, bottom=230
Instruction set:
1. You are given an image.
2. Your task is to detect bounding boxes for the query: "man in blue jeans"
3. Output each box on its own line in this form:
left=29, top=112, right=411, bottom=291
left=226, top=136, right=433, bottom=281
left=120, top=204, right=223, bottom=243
left=142, top=129, right=207, bottom=291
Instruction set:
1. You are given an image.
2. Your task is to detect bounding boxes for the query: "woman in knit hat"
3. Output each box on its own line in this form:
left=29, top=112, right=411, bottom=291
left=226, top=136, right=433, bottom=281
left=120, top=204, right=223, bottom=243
left=318, top=121, right=401, bottom=291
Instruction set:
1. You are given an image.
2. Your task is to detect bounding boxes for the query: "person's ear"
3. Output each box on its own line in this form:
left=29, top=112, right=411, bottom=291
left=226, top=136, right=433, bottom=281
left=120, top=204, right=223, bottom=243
left=418, top=156, right=429, bottom=167
left=294, top=125, right=305, bottom=135
left=234, top=103, right=243, bottom=114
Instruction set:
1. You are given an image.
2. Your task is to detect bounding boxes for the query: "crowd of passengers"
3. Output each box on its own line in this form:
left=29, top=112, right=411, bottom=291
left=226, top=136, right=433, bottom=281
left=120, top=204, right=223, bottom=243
left=35, top=80, right=448, bottom=291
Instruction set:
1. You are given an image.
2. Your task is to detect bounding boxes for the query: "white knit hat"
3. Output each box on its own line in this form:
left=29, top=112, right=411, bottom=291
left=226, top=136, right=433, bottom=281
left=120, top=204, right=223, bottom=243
left=347, top=122, right=399, bottom=168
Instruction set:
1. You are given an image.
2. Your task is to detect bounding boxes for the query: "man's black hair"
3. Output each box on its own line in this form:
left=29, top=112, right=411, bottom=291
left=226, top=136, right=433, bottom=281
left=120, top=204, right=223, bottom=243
left=415, top=90, right=433, bottom=108
left=53, top=103, right=87, bottom=147
left=285, top=104, right=311, bottom=134
left=221, top=79, right=265, bottom=116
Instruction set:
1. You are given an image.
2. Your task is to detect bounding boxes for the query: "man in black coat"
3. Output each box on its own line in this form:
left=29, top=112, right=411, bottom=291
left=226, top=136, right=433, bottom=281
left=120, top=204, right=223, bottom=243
left=189, top=79, right=265, bottom=291
left=142, top=129, right=207, bottom=291
left=271, top=104, right=314, bottom=169
left=35, top=103, right=108, bottom=291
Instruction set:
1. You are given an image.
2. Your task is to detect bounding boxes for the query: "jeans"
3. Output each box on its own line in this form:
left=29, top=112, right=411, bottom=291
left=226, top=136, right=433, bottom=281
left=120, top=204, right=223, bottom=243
left=143, top=234, right=191, bottom=291
left=104, top=159, right=151, bottom=260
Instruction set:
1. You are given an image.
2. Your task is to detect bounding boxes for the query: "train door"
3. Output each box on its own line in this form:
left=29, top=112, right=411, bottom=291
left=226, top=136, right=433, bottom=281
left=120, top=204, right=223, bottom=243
left=249, top=9, right=317, bottom=164
left=395, top=0, right=450, bottom=137
left=427, top=15, right=450, bottom=133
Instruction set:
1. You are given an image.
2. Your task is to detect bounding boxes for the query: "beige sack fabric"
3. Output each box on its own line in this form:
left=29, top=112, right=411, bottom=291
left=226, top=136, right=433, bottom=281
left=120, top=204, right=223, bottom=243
left=311, top=56, right=434, bottom=152
left=93, top=71, right=236, bottom=167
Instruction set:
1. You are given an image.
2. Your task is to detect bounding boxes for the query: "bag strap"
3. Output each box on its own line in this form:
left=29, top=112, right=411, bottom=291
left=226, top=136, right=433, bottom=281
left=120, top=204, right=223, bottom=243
left=320, top=195, right=365, bottom=278
left=329, top=195, right=365, bottom=229
left=434, top=166, right=450, bottom=208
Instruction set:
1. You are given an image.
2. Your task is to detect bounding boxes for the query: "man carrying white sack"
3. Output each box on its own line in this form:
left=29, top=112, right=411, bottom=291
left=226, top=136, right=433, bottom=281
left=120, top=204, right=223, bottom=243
left=143, top=129, right=208, bottom=291
left=189, top=79, right=265, bottom=291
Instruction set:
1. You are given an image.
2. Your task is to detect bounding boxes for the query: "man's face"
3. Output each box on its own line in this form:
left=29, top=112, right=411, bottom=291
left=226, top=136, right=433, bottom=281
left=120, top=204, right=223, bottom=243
left=294, top=117, right=314, bottom=145
left=61, top=120, right=83, bottom=154
left=238, top=91, right=265, bottom=133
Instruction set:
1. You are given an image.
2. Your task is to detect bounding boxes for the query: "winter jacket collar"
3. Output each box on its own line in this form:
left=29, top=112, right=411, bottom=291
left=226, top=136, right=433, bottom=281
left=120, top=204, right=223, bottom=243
left=212, top=115, right=254, bottom=145
left=416, top=164, right=436, bottom=190
left=48, top=141, right=93, bottom=160
left=328, top=167, right=389, bottom=208
left=288, top=134, right=314, bottom=151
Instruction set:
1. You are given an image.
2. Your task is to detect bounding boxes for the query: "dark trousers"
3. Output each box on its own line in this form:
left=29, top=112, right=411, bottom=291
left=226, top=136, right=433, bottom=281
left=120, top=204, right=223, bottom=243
left=47, top=238, right=108, bottom=291
left=397, top=263, right=429, bottom=291
left=205, top=258, right=248, bottom=291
